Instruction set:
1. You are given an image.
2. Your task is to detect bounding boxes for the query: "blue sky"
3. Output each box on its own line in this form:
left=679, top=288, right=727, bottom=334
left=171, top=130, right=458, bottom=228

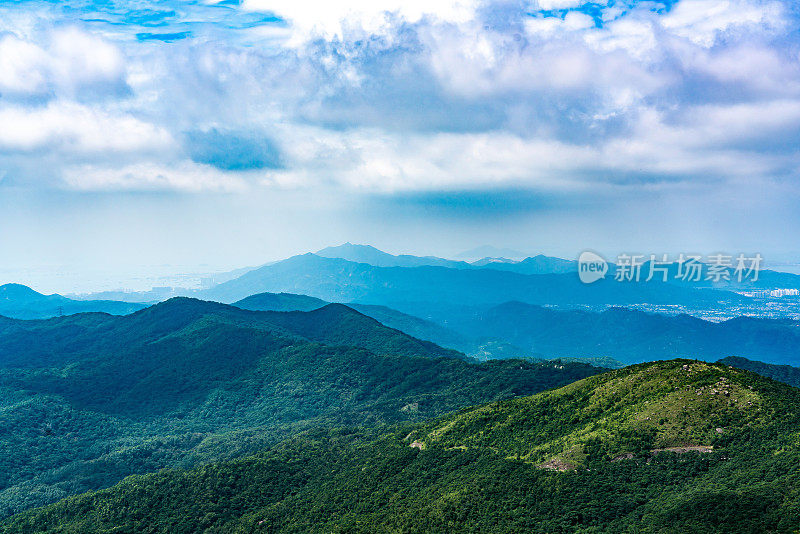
left=1, top=0, right=800, bottom=291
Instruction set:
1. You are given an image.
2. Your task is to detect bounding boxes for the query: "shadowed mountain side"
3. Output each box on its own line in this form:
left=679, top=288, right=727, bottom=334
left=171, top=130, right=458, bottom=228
left=233, top=292, right=474, bottom=355
left=719, top=356, right=800, bottom=388
left=458, top=301, right=800, bottom=366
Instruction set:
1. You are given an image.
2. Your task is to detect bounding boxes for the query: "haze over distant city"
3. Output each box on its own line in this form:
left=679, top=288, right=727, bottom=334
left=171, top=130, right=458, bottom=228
left=3, top=0, right=800, bottom=292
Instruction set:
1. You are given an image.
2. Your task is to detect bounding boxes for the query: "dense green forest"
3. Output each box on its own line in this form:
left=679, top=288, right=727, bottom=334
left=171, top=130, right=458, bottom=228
left=0, top=298, right=600, bottom=517
left=719, top=356, right=800, bottom=388
left=5, top=360, right=800, bottom=533
left=233, top=292, right=474, bottom=356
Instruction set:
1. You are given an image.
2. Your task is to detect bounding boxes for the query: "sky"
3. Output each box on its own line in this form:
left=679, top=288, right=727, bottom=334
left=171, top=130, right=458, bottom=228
left=1, top=0, right=800, bottom=292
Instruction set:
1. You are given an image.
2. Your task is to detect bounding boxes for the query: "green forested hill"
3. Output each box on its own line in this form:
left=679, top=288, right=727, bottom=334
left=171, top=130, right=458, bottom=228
left=412, top=360, right=790, bottom=468
left=232, top=292, right=327, bottom=312
left=719, top=356, right=800, bottom=388
left=233, top=292, right=474, bottom=356
left=6, top=360, right=799, bottom=533
left=0, top=299, right=600, bottom=517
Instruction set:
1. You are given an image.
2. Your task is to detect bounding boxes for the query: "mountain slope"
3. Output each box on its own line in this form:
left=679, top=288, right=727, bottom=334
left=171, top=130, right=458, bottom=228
left=0, top=284, right=145, bottom=319
left=414, top=360, right=778, bottom=468
left=476, top=254, right=577, bottom=274
left=234, top=291, right=473, bottom=354
left=347, top=303, right=473, bottom=353
left=719, top=356, right=800, bottom=388
left=246, top=303, right=467, bottom=360
left=8, top=360, right=800, bottom=533
left=0, top=300, right=601, bottom=517
left=461, top=301, right=800, bottom=365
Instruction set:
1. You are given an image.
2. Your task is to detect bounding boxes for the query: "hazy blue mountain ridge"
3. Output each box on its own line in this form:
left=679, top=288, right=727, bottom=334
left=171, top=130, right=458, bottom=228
left=0, top=284, right=146, bottom=319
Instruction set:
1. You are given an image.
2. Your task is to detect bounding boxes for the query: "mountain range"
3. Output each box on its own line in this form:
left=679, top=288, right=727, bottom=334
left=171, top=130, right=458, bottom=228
left=236, top=291, right=800, bottom=366
left=0, top=297, right=600, bottom=517
left=7, top=359, right=799, bottom=533
left=198, top=253, right=745, bottom=312
left=10, top=246, right=800, bottom=320
left=6, top=282, right=800, bottom=366
left=316, top=243, right=578, bottom=274
left=456, top=301, right=800, bottom=366
left=10, top=245, right=800, bottom=330
left=4, top=245, right=800, bottom=531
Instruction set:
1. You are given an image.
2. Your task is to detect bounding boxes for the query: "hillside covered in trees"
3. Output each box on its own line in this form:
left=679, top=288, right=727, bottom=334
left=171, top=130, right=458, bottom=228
left=5, top=360, right=800, bottom=533
left=0, top=299, right=601, bottom=517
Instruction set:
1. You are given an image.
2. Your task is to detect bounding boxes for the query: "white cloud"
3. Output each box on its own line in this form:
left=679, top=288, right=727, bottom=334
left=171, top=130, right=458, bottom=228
left=681, top=44, right=800, bottom=95
left=1, top=0, right=799, bottom=197
left=0, top=35, right=50, bottom=94
left=425, top=21, right=661, bottom=103
left=670, top=100, right=800, bottom=145
left=264, top=100, right=800, bottom=194
left=661, top=0, right=787, bottom=46
left=62, top=162, right=251, bottom=192
left=585, top=18, right=658, bottom=59
left=536, top=0, right=587, bottom=9
left=563, top=11, right=595, bottom=31
left=269, top=127, right=600, bottom=192
left=0, top=102, right=175, bottom=154
left=0, top=27, right=126, bottom=98
left=48, top=27, right=126, bottom=96
left=242, top=0, right=480, bottom=42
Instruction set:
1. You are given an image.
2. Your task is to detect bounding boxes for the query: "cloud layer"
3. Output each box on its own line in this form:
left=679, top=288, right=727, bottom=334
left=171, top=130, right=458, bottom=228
left=0, top=0, right=799, bottom=196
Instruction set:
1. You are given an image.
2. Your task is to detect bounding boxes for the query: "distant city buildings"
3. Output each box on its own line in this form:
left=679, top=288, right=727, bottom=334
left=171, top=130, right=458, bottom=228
left=740, top=288, right=800, bottom=298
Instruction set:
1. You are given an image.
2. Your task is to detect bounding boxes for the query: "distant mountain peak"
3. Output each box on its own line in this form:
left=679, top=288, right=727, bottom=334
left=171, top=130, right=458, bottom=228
left=316, top=243, right=395, bottom=264
left=470, top=257, right=516, bottom=266
left=454, top=245, right=527, bottom=261
left=0, top=283, right=146, bottom=319
left=314, top=243, right=466, bottom=269
left=317, top=243, right=386, bottom=255
left=130, top=296, right=230, bottom=321
left=0, top=283, right=44, bottom=298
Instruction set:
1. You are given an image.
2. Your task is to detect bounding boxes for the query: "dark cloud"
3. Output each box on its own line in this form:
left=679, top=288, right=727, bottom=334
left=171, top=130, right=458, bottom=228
left=184, top=128, right=283, bottom=170
left=136, top=31, right=193, bottom=42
